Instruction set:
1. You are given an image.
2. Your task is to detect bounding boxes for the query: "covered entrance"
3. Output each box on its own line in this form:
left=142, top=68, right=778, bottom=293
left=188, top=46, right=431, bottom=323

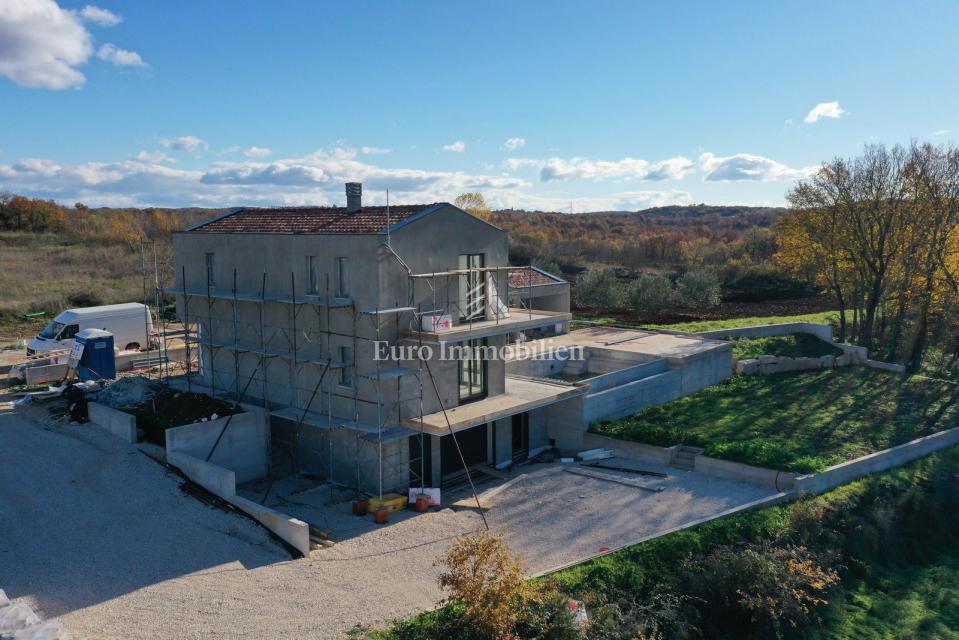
left=440, top=422, right=489, bottom=481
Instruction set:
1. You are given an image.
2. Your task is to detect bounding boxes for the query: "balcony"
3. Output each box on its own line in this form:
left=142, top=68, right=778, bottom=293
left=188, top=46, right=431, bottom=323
left=405, top=308, right=571, bottom=342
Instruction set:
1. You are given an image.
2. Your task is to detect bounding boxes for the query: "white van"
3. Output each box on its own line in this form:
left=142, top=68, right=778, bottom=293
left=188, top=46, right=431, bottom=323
left=26, top=303, right=155, bottom=356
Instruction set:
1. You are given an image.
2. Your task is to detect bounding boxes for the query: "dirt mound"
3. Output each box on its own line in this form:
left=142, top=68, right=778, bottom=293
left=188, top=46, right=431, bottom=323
left=96, top=376, right=163, bottom=409
left=129, top=388, right=242, bottom=445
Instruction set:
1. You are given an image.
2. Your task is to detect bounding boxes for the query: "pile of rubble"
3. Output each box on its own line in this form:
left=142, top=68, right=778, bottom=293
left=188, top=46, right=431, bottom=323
left=0, top=589, right=70, bottom=640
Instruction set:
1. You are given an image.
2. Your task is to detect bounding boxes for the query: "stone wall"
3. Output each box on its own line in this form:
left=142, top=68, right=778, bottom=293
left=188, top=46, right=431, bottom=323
left=696, top=321, right=834, bottom=342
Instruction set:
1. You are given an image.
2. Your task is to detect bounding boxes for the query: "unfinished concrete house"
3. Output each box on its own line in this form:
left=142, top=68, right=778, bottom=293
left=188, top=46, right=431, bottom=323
left=169, top=183, right=575, bottom=497
left=168, top=182, right=732, bottom=500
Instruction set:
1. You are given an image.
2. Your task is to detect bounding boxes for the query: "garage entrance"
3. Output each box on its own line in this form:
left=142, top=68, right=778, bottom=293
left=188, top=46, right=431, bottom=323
left=440, top=423, right=489, bottom=483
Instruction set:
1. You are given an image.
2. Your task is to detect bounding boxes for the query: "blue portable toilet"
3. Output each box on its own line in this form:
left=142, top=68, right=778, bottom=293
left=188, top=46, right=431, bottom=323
left=74, top=329, right=116, bottom=380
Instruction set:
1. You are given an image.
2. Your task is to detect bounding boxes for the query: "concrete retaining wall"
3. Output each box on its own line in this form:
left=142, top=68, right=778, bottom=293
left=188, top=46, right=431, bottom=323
left=694, top=455, right=796, bottom=490
left=166, top=410, right=269, bottom=483
left=166, top=450, right=310, bottom=557
left=583, top=369, right=683, bottom=425
left=228, top=494, right=311, bottom=557
left=88, top=401, right=138, bottom=443
left=168, top=451, right=236, bottom=497
left=795, top=426, right=959, bottom=495
left=585, top=359, right=668, bottom=393
left=581, top=432, right=677, bottom=465
left=696, top=321, right=834, bottom=342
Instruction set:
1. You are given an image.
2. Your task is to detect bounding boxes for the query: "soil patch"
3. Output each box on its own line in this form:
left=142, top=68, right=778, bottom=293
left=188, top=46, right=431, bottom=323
left=128, top=387, right=241, bottom=445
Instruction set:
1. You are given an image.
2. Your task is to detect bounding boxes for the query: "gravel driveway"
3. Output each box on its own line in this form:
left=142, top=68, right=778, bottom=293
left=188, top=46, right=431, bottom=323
left=0, top=404, right=776, bottom=639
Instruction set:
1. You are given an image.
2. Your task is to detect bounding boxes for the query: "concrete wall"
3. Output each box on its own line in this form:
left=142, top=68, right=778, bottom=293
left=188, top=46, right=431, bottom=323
left=581, top=432, right=677, bottom=465
left=668, top=345, right=734, bottom=396
left=694, top=455, right=797, bottom=490
left=166, top=449, right=310, bottom=557
left=865, top=359, right=907, bottom=373
left=696, top=322, right=834, bottom=342
left=583, top=369, right=683, bottom=425
left=794, top=426, right=959, bottom=494
left=493, top=417, right=511, bottom=467
left=165, top=409, right=269, bottom=483
left=88, top=401, right=138, bottom=443
left=547, top=395, right=586, bottom=452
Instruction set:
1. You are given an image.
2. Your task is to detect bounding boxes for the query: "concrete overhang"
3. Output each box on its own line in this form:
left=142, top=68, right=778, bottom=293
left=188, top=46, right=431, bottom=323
left=405, top=309, right=571, bottom=343
left=403, top=375, right=586, bottom=436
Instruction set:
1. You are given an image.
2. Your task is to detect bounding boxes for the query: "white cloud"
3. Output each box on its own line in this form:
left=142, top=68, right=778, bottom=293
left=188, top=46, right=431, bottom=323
left=501, top=137, right=526, bottom=151
left=132, top=150, right=169, bottom=163
left=515, top=155, right=695, bottom=182
left=442, top=140, right=466, bottom=153
left=160, top=135, right=208, bottom=152
left=0, top=145, right=531, bottom=208
left=96, top=43, right=146, bottom=67
left=221, top=145, right=241, bottom=154
left=484, top=189, right=693, bottom=212
left=934, top=129, right=950, bottom=136
left=804, top=101, right=845, bottom=124
left=0, top=0, right=93, bottom=89
left=243, top=146, right=271, bottom=158
left=699, top=152, right=816, bottom=182
left=79, top=5, right=121, bottom=26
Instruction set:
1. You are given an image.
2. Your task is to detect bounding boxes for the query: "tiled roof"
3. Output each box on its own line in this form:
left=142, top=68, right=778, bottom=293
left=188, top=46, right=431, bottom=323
left=508, top=266, right=567, bottom=289
left=188, top=204, right=439, bottom=234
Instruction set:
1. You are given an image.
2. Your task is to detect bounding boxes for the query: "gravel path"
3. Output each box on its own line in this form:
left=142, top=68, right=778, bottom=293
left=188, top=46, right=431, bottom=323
left=1, top=404, right=775, bottom=639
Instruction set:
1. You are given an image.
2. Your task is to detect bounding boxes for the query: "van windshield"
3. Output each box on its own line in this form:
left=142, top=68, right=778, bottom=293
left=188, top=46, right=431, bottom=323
left=39, top=321, right=65, bottom=340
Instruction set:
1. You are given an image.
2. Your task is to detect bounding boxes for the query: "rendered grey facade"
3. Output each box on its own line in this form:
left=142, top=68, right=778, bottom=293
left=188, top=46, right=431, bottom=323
left=169, top=191, right=574, bottom=495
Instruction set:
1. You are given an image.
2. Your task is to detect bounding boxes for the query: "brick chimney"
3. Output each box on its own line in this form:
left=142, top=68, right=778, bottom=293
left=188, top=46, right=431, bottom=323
left=345, top=182, right=362, bottom=213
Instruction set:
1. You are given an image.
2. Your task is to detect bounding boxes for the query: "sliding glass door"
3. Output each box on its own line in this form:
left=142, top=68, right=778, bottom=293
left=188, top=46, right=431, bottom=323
left=458, top=338, right=487, bottom=402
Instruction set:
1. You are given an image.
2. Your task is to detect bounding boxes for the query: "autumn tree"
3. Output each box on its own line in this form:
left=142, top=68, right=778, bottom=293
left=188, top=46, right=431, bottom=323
left=455, top=192, right=492, bottom=220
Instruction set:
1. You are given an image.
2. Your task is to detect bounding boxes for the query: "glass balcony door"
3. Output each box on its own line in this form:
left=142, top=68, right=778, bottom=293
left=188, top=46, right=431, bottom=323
left=458, top=338, right=488, bottom=403
left=458, top=253, right=486, bottom=321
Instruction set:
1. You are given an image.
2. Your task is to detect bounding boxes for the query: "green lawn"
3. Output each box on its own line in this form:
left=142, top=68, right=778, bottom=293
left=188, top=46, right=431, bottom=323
left=651, top=310, right=840, bottom=333
left=591, top=368, right=959, bottom=473
left=731, top=334, right=844, bottom=360
left=573, top=311, right=840, bottom=334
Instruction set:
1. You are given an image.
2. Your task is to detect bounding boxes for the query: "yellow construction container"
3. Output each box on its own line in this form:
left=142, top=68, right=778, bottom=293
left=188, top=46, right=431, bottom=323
left=368, top=493, right=409, bottom=512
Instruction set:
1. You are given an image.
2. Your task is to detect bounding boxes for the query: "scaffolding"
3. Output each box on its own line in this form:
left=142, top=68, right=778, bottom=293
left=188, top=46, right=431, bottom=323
left=154, top=246, right=548, bottom=510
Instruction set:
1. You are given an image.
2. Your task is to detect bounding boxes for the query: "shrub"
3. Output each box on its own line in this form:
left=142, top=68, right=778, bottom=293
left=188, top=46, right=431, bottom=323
left=677, top=270, right=721, bottom=309
left=438, top=530, right=533, bottom=640
left=574, top=269, right=626, bottom=312
left=628, top=275, right=676, bottom=316
left=66, top=290, right=103, bottom=308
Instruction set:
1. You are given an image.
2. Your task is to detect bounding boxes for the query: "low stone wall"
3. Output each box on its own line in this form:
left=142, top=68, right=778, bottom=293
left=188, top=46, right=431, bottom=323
left=168, top=450, right=237, bottom=498
left=88, top=401, right=138, bottom=443
left=581, top=432, right=677, bottom=465
left=165, top=409, right=269, bottom=483
left=693, top=455, right=796, bottom=490
left=795, top=426, right=959, bottom=495
left=696, top=321, right=834, bottom=342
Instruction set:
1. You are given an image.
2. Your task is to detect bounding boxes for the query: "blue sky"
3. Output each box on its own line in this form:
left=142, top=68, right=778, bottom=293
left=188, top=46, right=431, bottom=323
left=1, top=1, right=956, bottom=210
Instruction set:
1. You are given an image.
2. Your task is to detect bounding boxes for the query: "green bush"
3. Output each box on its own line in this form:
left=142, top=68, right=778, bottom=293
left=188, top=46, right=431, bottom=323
left=574, top=268, right=626, bottom=312
left=677, top=269, right=721, bottom=309
left=628, top=274, right=676, bottom=316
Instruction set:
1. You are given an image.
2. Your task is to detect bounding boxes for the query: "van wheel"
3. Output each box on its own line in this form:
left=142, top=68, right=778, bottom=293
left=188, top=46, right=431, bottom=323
left=125, top=342, right=141, bottom=351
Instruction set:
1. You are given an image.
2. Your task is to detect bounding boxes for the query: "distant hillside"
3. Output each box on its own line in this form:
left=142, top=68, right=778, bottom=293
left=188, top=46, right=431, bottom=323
left=488, top=205, right=785, bottom=269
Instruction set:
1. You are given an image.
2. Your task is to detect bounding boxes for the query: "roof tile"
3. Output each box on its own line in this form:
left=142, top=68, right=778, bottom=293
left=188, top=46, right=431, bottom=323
left=189, top=204, right=437, bottom=234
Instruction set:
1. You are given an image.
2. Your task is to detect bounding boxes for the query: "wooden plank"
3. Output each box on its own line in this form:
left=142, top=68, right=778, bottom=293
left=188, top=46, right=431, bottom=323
left=564, top=466, right=663, bottom=493
left=473, top=465, right=510, bottom=480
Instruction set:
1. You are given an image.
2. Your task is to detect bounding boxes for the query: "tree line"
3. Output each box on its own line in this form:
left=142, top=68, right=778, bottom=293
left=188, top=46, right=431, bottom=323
left=777, top=143, right=959, bottom=372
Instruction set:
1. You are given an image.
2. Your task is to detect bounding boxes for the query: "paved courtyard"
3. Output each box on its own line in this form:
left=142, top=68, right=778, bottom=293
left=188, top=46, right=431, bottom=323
left=0, top=403, right=776, bottom=639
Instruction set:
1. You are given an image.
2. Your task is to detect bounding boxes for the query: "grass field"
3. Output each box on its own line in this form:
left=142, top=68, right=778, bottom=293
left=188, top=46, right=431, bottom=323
left=731, top=334, right=844, bottom=359
left=591, top=368, right=959, bottom=473
left=0, top=232, right=159, bottom=341
left=575, top=310, right=840, bottom=334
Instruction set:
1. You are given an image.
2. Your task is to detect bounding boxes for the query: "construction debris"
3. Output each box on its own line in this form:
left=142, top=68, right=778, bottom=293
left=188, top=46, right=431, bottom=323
left=95, top=376, right=162, bottom=409
left=564, top=466, right=664, bottom=493
left=584, top=461, right=669, bottom=478
left=577, top=447, right=615, bottom=462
